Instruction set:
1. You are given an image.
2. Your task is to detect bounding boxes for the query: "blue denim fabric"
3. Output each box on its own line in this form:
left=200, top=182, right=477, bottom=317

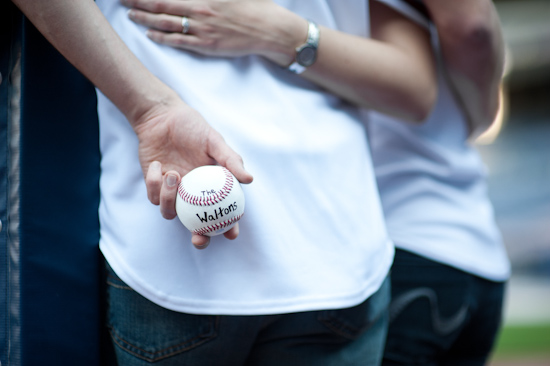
left=105, top=263, right=390, bottom=366
left=383, top=249, right=506, bottom=366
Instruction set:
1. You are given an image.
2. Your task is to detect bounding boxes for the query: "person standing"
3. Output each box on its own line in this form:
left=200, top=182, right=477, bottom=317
left=94, top=0, right=438, bottom=364
left=12, top=0, right=437, bottom=364
left=123, top=0, right=510, bottom=364
left=365, top=1, right=510, bottom=364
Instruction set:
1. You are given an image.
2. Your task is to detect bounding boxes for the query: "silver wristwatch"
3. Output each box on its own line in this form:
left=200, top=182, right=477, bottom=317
left=287, top=20, right=320, bottom=74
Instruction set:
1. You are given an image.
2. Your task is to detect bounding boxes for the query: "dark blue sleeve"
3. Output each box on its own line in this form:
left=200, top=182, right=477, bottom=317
left=1, top=1, right=104, bottom=364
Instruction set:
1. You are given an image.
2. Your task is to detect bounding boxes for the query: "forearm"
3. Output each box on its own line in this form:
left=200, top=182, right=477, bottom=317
left=423, top=0, right=505, bottom=136
left=11, top=0, right=181, bottom=126
left=262, top=2, right=437, bottom=122
left=304, top=26, right=435, bottom=122
left=124, top=0, right=436, bottom=121
left=12, top=0, right=253, bottom=239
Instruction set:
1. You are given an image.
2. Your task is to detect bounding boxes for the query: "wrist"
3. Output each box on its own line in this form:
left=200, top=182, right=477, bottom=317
left=258, top=8, right=309, bottom=67
left=125, top=82, right=182, bottom=129
left=286, top=20, right=320, bottom=74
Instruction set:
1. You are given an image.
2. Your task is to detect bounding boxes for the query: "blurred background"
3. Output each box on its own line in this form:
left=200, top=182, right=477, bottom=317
left=475, top=1, right=550, bottom=365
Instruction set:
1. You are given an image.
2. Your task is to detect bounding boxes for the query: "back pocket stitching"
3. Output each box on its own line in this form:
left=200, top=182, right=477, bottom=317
left=109, top=316, right=218, bottom=362
left=319, top=312, right=363, bottom=340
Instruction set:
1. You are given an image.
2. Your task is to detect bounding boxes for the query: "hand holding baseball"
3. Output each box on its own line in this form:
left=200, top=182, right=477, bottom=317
left=134, top=100, right=252, bottom=248
left=176, top=165, right=245, bottom=239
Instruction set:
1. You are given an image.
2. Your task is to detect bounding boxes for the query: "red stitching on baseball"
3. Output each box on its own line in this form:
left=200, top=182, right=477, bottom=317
left=193, top=213, right=244, bottom=236
left=178, top=167, right=234, bottom=206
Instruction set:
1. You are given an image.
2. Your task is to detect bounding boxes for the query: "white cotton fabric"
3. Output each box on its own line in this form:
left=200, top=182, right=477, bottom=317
left=369, top=0, right=510, bottom=281
left=95, top=0, right=394, bottom=315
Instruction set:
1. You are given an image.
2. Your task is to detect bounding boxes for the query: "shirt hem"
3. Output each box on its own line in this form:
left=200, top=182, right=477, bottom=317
left=101, top=239, right=394, bottom=315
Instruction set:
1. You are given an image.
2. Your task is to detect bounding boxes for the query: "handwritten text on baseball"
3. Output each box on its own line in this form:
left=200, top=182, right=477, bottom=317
left=196, top=202, right=238, bottom=223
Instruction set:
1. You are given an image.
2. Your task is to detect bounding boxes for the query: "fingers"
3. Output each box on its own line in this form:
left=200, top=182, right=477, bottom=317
left=192, top=234, right=210, bottom=250
left=223, top=223, right=240, bottom=240
left=159, top=170, right=181, bottom=219
left=192, top=223, right=239, bottom=250
left=224, top=155, right=254, bottom=184
left=121, top=0, right=187, bottom=16
left=191, top=223, right=238, bottom=250
left=145, top=161, right=162, bottom=205
left=145, top=162, right=180, bottom=219
left=128, top=9, right=185, bottom=33
left=192, top=222, right=240, bottom=249
left=127, top=8, right=206, bottom=51
left=147, top=161, right=242, bottom=247
left=146, top=30, right=203, bottom=50
left=208, top=132, right=254, bottom=184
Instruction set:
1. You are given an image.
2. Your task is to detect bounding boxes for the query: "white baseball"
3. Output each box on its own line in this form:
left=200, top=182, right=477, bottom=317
left=176, top=165, right=245, bottom=236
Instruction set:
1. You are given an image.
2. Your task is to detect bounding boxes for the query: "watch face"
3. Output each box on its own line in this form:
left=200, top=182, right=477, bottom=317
left=297, top=46, right=317, bottom=67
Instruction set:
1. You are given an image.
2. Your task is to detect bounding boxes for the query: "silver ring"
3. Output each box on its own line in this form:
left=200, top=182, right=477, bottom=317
left=181, top=16, right=190, bottom=34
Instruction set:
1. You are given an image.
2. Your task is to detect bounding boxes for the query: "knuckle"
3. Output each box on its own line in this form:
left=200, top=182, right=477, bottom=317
left=146, top=177, right=162, bottom=196
left=160, top=198, right=176, bottom=219
left=203, top=37, right=218, bottom=51
left=202, top=23, right=216, bottom=34
left=161, top=209, right=175, bottom=220
left=145, top=174, right=158, bottom=187
left=148, top=188, right=160, bottom=205
left=150, top=0, right=165, bottom=13
left=194, top=4, right=215, bottom=17
left=158, top=18, right=173, bottom=30
left=173, top=36, right=187, bottom=46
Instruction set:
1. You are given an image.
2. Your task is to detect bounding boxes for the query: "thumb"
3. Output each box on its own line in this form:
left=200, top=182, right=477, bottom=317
left=208, top=133, right=253, bottom=184
left=159, top=170, right=181, bottom=219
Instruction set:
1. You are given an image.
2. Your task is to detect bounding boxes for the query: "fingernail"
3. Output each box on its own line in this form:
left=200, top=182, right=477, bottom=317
left=126, top=9, right=134, bottom=18
left=166, top=174, right=178, bottom=187
left=195, top=242, right=210, bottom=250
left=146, top=30, right=158, bottom=40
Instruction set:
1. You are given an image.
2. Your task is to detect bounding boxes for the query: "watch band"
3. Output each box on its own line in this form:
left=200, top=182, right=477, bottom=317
left=287, top=20, right=320, bottom=74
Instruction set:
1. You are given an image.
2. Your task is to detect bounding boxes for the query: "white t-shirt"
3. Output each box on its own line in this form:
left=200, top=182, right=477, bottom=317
left=96, top=0, right=394, bottom=315
left=368, top=0, right=510, bottom=282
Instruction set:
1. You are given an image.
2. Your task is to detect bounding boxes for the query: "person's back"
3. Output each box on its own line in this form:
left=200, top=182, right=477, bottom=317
left=367, top=1, right=510, bottom=364
left=96, top=0, right=394, bottom=364
left=12, top=0, right=439, bottom=362
left=368, top=30, right=509, bottom=281
left=97, top=0, right=392, bottom=317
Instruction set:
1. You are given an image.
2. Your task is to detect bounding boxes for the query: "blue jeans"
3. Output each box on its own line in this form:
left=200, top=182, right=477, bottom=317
left=105, top=263, right=390, bottom=366
left=382, top=249, right=506, bottom=366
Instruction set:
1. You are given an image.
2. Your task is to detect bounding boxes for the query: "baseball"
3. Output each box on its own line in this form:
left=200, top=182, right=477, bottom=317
left=176, top=165, right=245, bottom=236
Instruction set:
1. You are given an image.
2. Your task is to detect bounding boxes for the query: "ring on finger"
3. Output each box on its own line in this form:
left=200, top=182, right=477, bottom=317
left=181, top=16, right=190, bottom=34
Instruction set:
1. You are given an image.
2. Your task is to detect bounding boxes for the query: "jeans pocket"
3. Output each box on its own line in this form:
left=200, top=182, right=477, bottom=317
left=318, top=277, right=390, bottom=341
left=106, top=265, right=218, bottom=362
